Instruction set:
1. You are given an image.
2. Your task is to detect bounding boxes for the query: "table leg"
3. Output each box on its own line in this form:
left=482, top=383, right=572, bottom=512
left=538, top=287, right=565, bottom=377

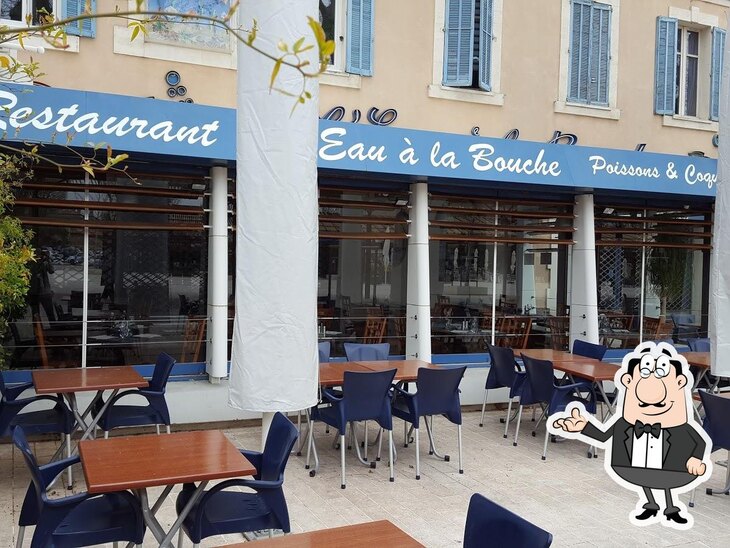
left=137, top=482, right=208, bottom=548
left=79, top=389, right=119, bottom=441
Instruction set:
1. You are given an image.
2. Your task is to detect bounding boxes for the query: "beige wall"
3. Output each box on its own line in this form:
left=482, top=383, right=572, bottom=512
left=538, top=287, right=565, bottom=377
left=22, top=0, right=727, bottom=157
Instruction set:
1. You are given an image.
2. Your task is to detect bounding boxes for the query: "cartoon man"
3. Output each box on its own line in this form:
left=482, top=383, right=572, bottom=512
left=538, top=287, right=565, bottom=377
left=551, top=342, right=711, bottom=529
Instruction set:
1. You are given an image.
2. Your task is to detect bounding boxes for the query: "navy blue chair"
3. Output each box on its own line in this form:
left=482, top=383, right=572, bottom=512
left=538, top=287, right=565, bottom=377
left=392, top=366, right=466, bottom=479
left=518, top=354, right=596, bottom=459
left=14, top=427, right=146, bottom=548
left=318, top=341, right=331, bottom=362
left=463, top=493, right=553, bottom=548
left=308, top=369, right=396, bottom=488
left=572, top=339, right=607, bottom=360
left=688, top=338, right=711, bottom=352
left=95, top=352, right=176, bottom=436
left=699, top=390, right=730, bottom=498
left=343, top=342, right=390, bottom=361
left=174, top=412, right=298, bottom=545
left=671, top=313, right=699, bottom=342
left=480, top=344, right=526, bottom=437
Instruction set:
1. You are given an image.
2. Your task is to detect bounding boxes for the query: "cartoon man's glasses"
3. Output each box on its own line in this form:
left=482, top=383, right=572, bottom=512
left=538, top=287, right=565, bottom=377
left=639, top=355, right=671, bottom=379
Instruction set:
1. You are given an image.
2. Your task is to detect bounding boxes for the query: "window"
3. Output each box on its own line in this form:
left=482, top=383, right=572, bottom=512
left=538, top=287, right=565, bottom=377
left=567, top=0, right=611, bottom=106
left=655, top=14, right=725, bottom=122
left=442, top=0, right=494, bottom=90
left=147, top=0, right=232, bottom=51
left=1, top=0, right=54, bottom=25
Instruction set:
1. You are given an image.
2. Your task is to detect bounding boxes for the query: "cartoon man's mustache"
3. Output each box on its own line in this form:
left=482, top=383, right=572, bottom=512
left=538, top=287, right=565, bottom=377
left=638, top=401, right=667, bottom=408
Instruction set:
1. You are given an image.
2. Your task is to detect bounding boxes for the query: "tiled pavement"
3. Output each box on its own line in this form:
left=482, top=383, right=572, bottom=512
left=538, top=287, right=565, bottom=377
left=2, top=409, right=730, bottom=547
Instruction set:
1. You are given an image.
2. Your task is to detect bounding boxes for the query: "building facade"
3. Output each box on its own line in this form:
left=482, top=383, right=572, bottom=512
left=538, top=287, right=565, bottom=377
left=0, top=0, right=722, bottom=419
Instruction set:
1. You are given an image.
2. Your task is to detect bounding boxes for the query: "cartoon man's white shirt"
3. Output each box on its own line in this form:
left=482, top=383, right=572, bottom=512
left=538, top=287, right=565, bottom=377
left=631, top=430, right=664, bottom=469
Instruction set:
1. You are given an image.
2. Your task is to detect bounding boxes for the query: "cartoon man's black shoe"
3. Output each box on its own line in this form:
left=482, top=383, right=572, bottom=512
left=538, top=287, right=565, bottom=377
left=635, top=509, right=659, bottom=521
left=665, top=511, right=688, bottom=525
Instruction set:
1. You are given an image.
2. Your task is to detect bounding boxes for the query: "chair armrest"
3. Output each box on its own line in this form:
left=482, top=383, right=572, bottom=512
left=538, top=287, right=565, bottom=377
left=321, top=389, right=343, bottom=404
left=44, top=492, right=89, bottom=508
left=4, top=382, right=34, bottom=401
left=7, top=394, right=68, bottom=411
left=555, top=382, right=593, bottom=393
left=39, top=455, right=81, bottom=485
left=240, top=449, right=263, bottom=474
left=197, top=477, right=284, bottom=509
left=103, top=389, right=156, bottom=409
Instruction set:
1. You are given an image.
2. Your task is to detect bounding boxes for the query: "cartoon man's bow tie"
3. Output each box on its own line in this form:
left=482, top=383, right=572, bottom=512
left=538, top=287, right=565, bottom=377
left=634, top=420, right=661, bottom=439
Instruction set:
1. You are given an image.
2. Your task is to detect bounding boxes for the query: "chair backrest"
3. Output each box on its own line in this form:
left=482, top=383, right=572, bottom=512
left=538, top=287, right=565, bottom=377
left=32, top=314, right=49, bottom=369
left=362, top=317, right=387, bottom=344
left=643, top=316, right=661, bottom=339
left=521, top=354, right=555, bottom=404
left=485, top=344, right=518, bottom=389
left=547, top=316, right=569, bottom=351
left=259, top=412, right=299, bottom=482
left=415, top=366, right=466, bottom=422
left=688, top=338, right=711, bottom=352
left=498, top=316, right=532, bottom=349
left=343, top=342, right=390, bottom=361
left=699, top=390, right=730, bottom=451
left=342, top=369, right=396, bottom=423
left=463, top=493, right=553, bottom=548
left=671, top=313, right=695, bottom=326
left=12, top=427, right=47, bottom=498
left=572, top=339, right=607, bottom=361
left=149, top=352, right=177, bottom=392
left=181, top=316, right=206, bottom=363
left=318, top=341, right=331, bottom=362
left=0, top=373, right=7, bottom=400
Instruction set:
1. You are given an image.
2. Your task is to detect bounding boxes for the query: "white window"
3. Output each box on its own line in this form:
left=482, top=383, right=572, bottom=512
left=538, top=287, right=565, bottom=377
left=1, top=0, right=55, bottom=26
left=146, top=0, right=233, bottom=51
left=320, top=0, right=347, bottom=72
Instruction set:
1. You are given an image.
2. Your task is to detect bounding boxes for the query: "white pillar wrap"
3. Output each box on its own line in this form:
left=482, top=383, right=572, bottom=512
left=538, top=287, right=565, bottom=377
left=229, top=0, right=319, bottom=412
left=406, top=182, right=432, bottom=361
left=207, top=166, right=229, bottom=380
left=710, top=20, right=730, bottom=376
left=570, top=194, right=599, bottom=347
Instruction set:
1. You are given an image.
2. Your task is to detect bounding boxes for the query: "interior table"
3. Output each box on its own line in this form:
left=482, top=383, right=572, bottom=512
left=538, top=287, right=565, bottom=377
left=32, top=366, right=148, bottom=486
left=520, top=349, right=605, bottom=364
left=216, top=520, right=424, bottom=547
left=80, top=430, right=255, bottom=548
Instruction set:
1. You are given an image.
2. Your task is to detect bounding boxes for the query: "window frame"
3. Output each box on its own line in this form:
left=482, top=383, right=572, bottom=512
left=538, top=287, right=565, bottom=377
left=555, top=0, right=620, bottom=120
left=0, top=0, right=58, bottom=27
left=428, top=0, right=504, bottom=106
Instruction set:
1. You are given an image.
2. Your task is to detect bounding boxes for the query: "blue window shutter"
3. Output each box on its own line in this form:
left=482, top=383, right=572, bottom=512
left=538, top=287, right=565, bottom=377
left=654, top=17, right=678, bottom=115
left=64, top=0, right=96, bottom=38
left=589, top=3, right=610, bottom=105
left=443, top=0, right=475, bottom=86
left=711, top=27, right=726, bottom=121
left=568, top=0, right=610, bottom=105
left=347, top=0, right=374, bottom=76
left=478, top=0, right=493, bottom=91
left=568, top=0, right=591, bottom=102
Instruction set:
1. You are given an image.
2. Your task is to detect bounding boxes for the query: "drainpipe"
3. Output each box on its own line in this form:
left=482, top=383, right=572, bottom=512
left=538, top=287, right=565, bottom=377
left=570, top=194, right=599, bottom=347
left=406, top=180, right=432, bottom=362
left=207, top=165, right=229, bottom=381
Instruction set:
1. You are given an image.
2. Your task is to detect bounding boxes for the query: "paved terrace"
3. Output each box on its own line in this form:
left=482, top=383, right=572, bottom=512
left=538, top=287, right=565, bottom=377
left=2, top=410, right=729, bottom=547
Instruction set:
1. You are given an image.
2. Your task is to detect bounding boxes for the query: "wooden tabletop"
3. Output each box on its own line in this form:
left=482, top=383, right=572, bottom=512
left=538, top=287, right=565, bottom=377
left=553, top=360, right=620, bottom=382
left=681, top=352, right=710, bottom=369
left=355, top=359, right=436, bottom=382
left=217, top=520, right=424, bottom=547
left=519, top=349, right=600, bottom=363
left=319, top=362, right=374, bottom=387
left=32, top=366, right=148, bottom=394
left=79, top=430, right=255, bottom=494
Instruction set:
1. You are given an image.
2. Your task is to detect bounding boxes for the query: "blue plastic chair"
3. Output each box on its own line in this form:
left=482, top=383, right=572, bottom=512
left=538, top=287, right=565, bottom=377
left=671, top=313, right=699, bottom=342
left=309, top=368, right=396, bottom=488
left=392, top=366, right=466, bottom=479
left=174, top=412, right=298, bottom=545
left=463, top=493, right=553, bottom=548
left=518, top=354, right=596, bottom=459
left=699, top=390, right=730, bottom=497
left=688, top=338, right=711, bottom=352
left=343, top=342, right=390, bottom=361
left=95, top=352, right=176, bottom=436
left=318, top=341, right=331, bottom=362
left=572, top=339, right=607, bottom=360
left=481, top=344, right=527, bottom=437
left=13, top=426, right=146, bottom=548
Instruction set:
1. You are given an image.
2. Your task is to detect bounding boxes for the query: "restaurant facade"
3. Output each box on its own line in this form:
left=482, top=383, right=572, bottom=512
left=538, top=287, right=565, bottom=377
left=0, top=0, right=723, bottom=420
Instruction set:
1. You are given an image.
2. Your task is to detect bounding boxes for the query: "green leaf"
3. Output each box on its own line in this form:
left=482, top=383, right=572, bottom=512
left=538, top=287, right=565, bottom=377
left=270, top=58, right=283, bottom=91
left=130, top=24, right=140, bottom=42
left=293, top=37, right=305, bottom=53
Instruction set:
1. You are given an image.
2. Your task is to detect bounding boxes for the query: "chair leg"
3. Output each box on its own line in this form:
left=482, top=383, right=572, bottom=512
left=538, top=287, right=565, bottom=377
left=340, top=434, right=346, bottom=489
left=542, top=427, right=550, bottom=460
left=479, top=388, right=488, bottom=427
left=513, top=406, right=523, bottom=447
left=166, top=425, right=171, bottom=434
left=403, top=420, right=409, bottom=448
left=531, top=405, right=548, bottom=436
left=388, top=429, right=394, bottom=482
left=156, top=424, right=161, bottom=435
left=15, top=526, right=24, bottom=548
left=503, top=398, right=513, bottom=439
left=364, top=421, right=368, bottom=462
left=177, top=528, right=185, bottom=548
left=65, top=433, right=72, bottom=488
left=689, top=487, right=696, bottom=508
left=414, top=426, right=421, bottom=479
left=377, top=428, right=383, bottom=462
left=104, top=431, right=109, bottom=439
left=305, top=415, right=313, bottom=469
left=457, top=424, right=464, bottom=474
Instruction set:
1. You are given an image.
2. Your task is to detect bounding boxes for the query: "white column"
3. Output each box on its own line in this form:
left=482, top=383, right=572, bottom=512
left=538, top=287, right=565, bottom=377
left=207, top=165, right=229, bottom=381
left=406, top=181, right=432, bottom=361
left=570, top=194, right=599, bottom=346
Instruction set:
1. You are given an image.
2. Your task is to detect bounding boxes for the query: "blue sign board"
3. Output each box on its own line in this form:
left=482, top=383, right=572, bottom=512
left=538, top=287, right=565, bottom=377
left=0, top=83, right=717, bottom=197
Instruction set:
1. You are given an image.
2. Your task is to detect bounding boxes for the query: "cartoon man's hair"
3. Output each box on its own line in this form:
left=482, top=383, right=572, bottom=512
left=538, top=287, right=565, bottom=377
left=626, top=345, right=683, bottom=377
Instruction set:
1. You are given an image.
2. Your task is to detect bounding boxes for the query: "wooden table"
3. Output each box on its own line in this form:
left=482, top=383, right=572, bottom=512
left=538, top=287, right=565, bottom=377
left=354, top=359, right=436, bottom=382
left=32, top=366, right=148, bottom=486
left=681, top=352, right=710, bottom=369
left=217, top=520, right=424, bottom=547
left=80, top=430, right=255, bottom=547
left=520, top=349, right=603, bottom=364
left=319, top=362, right=373, bottom=387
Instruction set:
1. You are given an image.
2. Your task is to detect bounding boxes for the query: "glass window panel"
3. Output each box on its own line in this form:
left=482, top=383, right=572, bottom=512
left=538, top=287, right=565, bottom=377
left=687, top=30, right=699, bottom=55
left=319, top=0, right=336, bottom=64
left=0, top=0, right=22, bottom=21
left=685, top=55, right=698, bottom=117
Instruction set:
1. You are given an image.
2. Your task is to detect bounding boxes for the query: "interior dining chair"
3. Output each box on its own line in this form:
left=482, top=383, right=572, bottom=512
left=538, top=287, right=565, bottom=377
left=392, top=366, right=467, bottom=479
left=175, top=412, right=298, bottom=546
left=13, top=426, right=146, bottom=548
left=697, top=390, right=730, bottom=499
left=94, top=352, right=176, bottom=436
left=463, top=493, right=553, bottom=548
left=688, top=338, right=711, bottom=352
left=318, top=341, right=331, bottom=362
left=343, top=342, right=390, bottom=361
left=572, top=339, right=608, bottom=360
left=480, top=344, right=526, bottom=438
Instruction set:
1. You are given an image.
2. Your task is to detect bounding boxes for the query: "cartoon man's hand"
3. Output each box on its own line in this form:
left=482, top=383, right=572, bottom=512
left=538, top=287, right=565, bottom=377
left=686, top=457, right=707, bottom=476
left=552, top=407, right=587, bottom=433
